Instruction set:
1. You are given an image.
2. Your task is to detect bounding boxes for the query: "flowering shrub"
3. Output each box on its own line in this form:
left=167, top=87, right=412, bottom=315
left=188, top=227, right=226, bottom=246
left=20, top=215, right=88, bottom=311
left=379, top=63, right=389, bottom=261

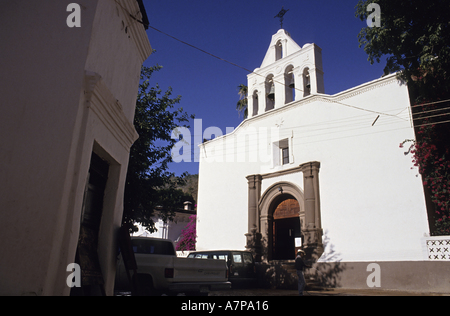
left=176, top=215, right=196, bottom=251
left=401, top=98, right=450, bottom=235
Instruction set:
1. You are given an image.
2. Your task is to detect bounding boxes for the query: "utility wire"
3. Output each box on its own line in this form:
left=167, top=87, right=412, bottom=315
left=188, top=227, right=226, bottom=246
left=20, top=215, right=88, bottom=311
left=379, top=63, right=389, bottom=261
left=120, top=1, right=450, bottom=118
left=117, top=2, right=420, bottom=120
left=120, top=1, right=450, bottom=159
left=410, top=99, right=450, bottom=108
left=172, top=117, right=450, bottom=161
left=173, top=109, right=447, bottom=150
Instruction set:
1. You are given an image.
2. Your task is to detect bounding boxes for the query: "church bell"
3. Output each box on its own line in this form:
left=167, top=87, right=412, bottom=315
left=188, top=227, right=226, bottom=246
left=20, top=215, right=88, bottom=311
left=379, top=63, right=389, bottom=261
left=289, top=77, right=295, bottom=89
left=305, top=74, right=311, bottom=90
left=268, top=84, right=275, bottom=101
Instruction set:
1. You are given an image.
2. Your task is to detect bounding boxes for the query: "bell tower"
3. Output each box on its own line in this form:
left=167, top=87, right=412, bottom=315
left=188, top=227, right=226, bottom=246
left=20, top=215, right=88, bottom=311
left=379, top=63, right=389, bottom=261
left=247, top=29, right=325, bottom=118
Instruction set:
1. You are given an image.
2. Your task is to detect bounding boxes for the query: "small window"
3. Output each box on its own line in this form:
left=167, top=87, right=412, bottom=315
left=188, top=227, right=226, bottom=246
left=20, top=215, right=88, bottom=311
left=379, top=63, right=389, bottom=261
left=273, top=138, right=291, bottom=167
left=282, top=147, right=289, bottom=165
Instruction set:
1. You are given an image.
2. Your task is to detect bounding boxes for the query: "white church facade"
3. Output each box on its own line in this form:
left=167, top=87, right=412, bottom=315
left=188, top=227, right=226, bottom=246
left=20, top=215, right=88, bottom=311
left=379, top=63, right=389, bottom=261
left=196, top=30, right=450, bottom=292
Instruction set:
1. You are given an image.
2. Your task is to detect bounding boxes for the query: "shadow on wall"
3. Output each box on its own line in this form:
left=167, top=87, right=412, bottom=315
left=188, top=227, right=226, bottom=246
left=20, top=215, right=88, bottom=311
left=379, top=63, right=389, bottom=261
left=309, top=230, right=347, bottom=288
left=252, top=230, right=347, bottom=289
left=259, top=261, right=299, bottom=290
left=246, top=229, right=297, bottom=289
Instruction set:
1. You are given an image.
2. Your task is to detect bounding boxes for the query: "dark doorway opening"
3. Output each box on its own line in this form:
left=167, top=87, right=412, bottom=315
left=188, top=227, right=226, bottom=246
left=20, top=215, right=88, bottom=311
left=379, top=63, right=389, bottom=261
left=71, top=152, right=109, bottom=296
left=272, top=198, right=302, bottom=260
left=273, top=218, right=301, bottom=260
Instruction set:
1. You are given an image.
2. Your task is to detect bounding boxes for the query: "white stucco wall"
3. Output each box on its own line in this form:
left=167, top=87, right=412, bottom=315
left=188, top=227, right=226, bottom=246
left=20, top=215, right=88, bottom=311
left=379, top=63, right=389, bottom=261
left=196, top=74, right=430, bottom=262
left=0, top=0, right=151, bottom=295
left=132, top=213, right=193, bottom=243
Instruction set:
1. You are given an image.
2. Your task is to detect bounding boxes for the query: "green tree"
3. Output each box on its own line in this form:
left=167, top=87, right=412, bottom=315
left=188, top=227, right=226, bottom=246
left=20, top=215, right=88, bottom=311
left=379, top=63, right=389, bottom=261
left=355, top=0, right=450, bottom=88
left=123, top=64, right=195, bottom=234
left=356, top=0, right=450, bottom=235
left=236, top=84, right=248, bottom=118
left=177, top=173, right=198, bottom=204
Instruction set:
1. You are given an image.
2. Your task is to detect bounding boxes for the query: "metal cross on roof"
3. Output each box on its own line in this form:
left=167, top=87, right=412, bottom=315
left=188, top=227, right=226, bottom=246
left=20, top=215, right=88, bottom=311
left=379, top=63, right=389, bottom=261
left=274, top=6, right=289, bottom=29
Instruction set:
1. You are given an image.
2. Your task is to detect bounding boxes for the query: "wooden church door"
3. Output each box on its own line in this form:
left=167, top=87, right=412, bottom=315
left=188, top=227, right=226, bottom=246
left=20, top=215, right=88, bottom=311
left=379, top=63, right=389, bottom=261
left=272, top=198, right=301, bottom=260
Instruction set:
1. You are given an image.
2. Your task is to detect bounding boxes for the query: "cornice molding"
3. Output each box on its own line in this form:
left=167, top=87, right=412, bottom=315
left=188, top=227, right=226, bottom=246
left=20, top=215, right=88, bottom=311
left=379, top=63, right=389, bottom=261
left=241, top=74, right=401, bottom=125
left=84, top=71, right=139, bottom=151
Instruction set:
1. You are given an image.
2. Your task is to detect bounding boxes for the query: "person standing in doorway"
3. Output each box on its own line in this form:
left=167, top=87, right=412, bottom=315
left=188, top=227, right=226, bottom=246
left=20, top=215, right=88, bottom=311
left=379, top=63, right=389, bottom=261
left=295, top=250, right=311, bottom=296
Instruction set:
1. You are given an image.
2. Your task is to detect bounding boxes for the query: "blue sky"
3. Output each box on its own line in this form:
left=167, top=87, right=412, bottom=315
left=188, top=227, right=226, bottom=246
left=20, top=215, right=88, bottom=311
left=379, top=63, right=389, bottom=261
left=140, top=0, right=386, bottom=176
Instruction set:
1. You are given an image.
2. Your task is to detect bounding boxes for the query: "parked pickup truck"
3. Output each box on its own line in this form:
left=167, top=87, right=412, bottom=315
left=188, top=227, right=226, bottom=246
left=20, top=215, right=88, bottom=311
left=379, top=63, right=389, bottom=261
left=115, top=237, right=231, bottom=295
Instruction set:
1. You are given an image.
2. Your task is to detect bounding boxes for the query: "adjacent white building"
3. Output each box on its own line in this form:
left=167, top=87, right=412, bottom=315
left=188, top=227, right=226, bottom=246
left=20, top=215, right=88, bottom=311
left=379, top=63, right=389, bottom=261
left=0, top=0, right=151, bottom=295
left=196, top=29, right=449, bottom=291
left=133, top=202, right=196, bottom=243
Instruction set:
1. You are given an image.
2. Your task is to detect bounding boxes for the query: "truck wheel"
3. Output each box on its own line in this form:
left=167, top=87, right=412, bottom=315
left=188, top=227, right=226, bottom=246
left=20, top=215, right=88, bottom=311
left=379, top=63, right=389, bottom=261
left=133, top=274, right=160, bottom=296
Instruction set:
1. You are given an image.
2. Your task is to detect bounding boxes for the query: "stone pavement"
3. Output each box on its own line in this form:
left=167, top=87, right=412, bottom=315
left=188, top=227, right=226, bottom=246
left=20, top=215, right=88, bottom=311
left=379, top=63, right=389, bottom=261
left=209, top=288, right=450, bottom=296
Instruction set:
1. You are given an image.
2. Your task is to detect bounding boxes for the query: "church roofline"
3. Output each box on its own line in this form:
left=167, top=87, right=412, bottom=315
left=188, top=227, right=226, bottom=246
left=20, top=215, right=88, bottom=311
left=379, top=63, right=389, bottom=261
left=249, top=42, right=322, bottom=76
left=244, top=72, right=400, bottom=123
left=198, top=73, right=402, bottom=148
left=259, top=29, right=303, bottom=69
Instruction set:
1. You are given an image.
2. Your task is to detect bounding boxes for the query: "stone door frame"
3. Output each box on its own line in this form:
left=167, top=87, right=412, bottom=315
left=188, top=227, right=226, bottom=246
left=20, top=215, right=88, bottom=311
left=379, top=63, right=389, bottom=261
left=246, top=161, right=323, bottom=262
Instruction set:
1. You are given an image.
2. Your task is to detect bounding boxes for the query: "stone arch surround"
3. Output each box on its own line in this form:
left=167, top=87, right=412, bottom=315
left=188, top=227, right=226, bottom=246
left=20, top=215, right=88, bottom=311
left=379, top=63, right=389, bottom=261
left=260, top=183, right=305, bottom=261
left=245, top=162, right=324, bottom=262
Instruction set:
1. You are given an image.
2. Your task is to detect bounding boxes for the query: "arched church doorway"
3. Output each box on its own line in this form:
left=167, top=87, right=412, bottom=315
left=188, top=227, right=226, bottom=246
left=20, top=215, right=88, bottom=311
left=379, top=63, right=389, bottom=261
left=272, top=198, right=302, bottom=260
left=249, top=165, right=323, bottom=262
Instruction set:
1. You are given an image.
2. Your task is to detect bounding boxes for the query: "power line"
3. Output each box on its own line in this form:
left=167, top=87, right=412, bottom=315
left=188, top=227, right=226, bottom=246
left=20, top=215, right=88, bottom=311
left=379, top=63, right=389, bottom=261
left=172, top=112, right=450, bottom=160
left=122, top=1, right=450, bottom=119
left=117, top=0, right=254, bottom=73
left=167, top=100, right=448, bottom=152
left=118, top=2, right=417, bottom=120
left=411, top=99, right=450, bottom=108
left=413, top=105, right=450, bottom=115
left=172, top=108, right=447, bottom=150
left=121, top=2, right=450, bottom=160
left=171, top=116, right=450, bottom=161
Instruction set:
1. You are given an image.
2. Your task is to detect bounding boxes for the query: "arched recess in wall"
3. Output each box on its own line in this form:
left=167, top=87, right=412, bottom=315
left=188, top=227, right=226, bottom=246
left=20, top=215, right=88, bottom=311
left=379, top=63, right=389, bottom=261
left=285, top=65, right=295, bottom=104
left=252, top=90, right=259, bottom=116
left=303, top=68, right=311, bottom=97
left=265, top=74, right=275, bottom=111
left=275, top=40, right=283, bottom=61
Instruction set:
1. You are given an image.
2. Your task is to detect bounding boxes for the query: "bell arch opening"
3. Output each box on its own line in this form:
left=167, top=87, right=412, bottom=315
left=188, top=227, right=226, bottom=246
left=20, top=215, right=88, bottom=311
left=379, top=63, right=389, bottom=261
left=284, top=65, right=295, bottom=104
left=252, top=90, right=259, bottom=116
left=265, top=74, right=275, bottom=111
left=275, top=40, right=283, bottom=61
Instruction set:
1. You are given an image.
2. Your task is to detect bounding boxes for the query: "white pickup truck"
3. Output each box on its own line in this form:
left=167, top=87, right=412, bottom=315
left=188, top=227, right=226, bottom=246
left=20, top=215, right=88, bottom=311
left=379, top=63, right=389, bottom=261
left=115, top=237, right=231, bottom=295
